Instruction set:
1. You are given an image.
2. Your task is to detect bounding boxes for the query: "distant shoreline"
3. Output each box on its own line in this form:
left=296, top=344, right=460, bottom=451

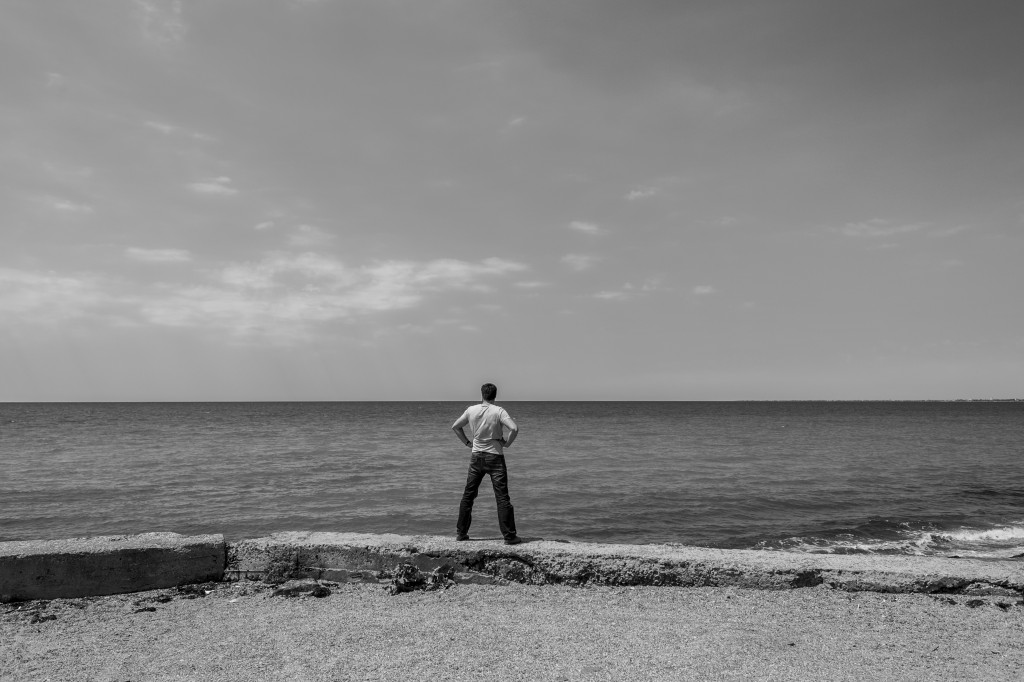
left=2, top=398, right=1022, bottom=404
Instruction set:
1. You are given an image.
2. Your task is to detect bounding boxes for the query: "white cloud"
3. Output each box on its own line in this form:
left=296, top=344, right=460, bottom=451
left=220, top=252, right=355, bottom=290
left=640, top=277, right=666, bottom=292
left=51, top=199, right=94, bottom=214
left=514, top=281, right=549, bottom=289
left=568, top=221, right=604, bottom=235
left=626, top=187, right=658, bottom=201
left=288, top=224, right=333, bottom=247
left=36, top=195, right=94, bottom=214
left=143, top=254, right=529, bottom=341
left=3, top=255, right=528, bottom=343
left=145, top=120, right=215, bottom=141
left=125, top=247, right=192, bottom=263
left=561, top=254, right=600, bottom=271
left=0, top=268, right=114, bottom=324
left=45, top=72, right=65, bottom=88
left=693, top=285, right=716, bottom=295
left=254, top=221, right=275, bottom=231
left=188, top=176, right=237, bottom=196
left=838, top=219, right=927, bottom=238
left=145, top=121, right=178, bottom=135
left=593, top=278, right=666, bottom=301
left=933, top=225, right=972, bottom=237
left=134, top=0, right=186, bottom=45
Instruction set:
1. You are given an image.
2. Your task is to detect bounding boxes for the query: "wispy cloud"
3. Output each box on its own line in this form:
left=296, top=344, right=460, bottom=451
left=0, top=268, right=115, bottom=324
left=561, top=254, right=600, bottom=271
left=626, top=187, right=658, bottom=201
left=594, top=278, right=666, bottom=302
left=145, top=255, right=529, bottom=342
left=35, top=195, right=94, bottom=214
left=145, top=121, right=178, bottom=135
left=625, top=176, right=689, bottom=202
left=693, top=285, right=716, bottom=296
left=3, top=254, right=528, bottom=343
left=288, top=224, right=333, bottom=247
left=188, top=176, right=238, bottom=196
left=125, top=247, right=192, bottom=263
left=52, top=199, right=94, bottom=214
left=134, top=0, right=186, bottom=45
left=837, top=219, right=928, bottom=238
left=568, top=221, right=605, bottom=236
left=145, top=120, right=216, bottom=141
left=514, top=281, right=549, bottom=289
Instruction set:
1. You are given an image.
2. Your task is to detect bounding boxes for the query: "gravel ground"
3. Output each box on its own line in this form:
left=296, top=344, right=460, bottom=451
left=2, top=580, right=1024, bottom=681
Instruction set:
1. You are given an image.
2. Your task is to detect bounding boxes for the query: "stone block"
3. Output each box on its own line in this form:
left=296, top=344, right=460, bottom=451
left=0, top=532, right=225, bottom=601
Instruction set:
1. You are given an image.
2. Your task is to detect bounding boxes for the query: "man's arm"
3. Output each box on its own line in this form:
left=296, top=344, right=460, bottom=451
left=500, top=412, right=518, bottom=449
left=452, top=412, right=472, bottom=448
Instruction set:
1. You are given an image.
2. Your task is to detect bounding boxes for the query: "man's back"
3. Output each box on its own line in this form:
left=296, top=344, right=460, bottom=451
left=454, top=403, right=517, bottom=454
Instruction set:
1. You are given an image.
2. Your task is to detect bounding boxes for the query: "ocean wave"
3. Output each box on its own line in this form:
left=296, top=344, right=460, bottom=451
left=757, top=522, right=1024, bottom=559
left=932, top=526, right=1024, bottom=543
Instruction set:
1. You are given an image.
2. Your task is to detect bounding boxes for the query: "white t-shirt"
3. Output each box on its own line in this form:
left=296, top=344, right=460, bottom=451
left=453, top=403, right=517, bottom=454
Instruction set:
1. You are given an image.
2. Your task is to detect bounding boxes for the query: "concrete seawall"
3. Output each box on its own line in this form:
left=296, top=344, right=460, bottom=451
left=3, top=531, right=1023, bottom=601
left=0, top=533, right=225, bottom=601
left=227, top=532, right=1024, bottom=595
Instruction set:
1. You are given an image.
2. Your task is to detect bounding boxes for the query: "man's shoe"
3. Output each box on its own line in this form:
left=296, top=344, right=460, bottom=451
left=504, top=536, right=523, bottom=545
left=455, top=534, right=470, bottom=541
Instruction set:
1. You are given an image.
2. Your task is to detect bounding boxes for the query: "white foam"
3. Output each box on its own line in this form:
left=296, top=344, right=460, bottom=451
left=761, top=523, right=1024, bottom=559
left=939, top=525, right=1024, bottom=543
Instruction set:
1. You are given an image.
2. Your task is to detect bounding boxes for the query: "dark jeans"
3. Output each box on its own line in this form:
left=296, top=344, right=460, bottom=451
left=457, top=452, right=517, bottom=540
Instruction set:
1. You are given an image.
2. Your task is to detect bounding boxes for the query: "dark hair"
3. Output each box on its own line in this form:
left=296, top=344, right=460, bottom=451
left=481, top=383, right=498, bottom=401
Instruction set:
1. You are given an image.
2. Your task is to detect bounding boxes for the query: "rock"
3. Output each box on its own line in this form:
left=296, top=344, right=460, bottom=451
left=29, top=613, right=57, bottom=624
left=965, top=599, right=986, bottom=608
left=176, top=583, right=214, bottom=598
left=961, top=582, right=1020, bottom=597
left=271, top=579, right=330, bottom=598
left=387, top=564, right=426, bottom=595
left=133, top=606, right=157, bottom=613
left=386, top=563, right=457, bottom=595
left=427, top=564, right=457, bottom=591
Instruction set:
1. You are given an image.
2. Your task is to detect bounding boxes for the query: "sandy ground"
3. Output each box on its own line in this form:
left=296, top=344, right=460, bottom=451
left=2, top=580, right=1023, bottom=681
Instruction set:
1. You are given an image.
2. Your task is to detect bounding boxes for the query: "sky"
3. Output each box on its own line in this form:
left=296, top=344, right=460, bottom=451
left=2, top=0, right=1023, bottom=401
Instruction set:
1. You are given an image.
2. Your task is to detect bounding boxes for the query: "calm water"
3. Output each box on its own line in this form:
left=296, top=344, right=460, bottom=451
left=2, top=401, right=1022, bottom=558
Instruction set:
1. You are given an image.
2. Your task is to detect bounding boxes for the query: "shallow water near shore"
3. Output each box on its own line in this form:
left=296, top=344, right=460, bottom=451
left=2, top=401, right=1022, bottom=558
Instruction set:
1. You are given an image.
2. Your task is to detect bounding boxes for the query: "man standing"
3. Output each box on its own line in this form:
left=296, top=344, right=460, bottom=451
left=451, top=382, right=521, bottom=545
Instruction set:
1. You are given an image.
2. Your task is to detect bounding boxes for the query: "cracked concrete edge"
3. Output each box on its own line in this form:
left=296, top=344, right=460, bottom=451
left=3, top=530, right=1021, bottom=600
left=0, top=533, right=225, bottom=601
left=225, top=532, right=1024, bottom=595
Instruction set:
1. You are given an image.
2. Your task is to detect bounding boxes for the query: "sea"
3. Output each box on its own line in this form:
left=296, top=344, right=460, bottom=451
left=2, top=401, right=1022, bottom=559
